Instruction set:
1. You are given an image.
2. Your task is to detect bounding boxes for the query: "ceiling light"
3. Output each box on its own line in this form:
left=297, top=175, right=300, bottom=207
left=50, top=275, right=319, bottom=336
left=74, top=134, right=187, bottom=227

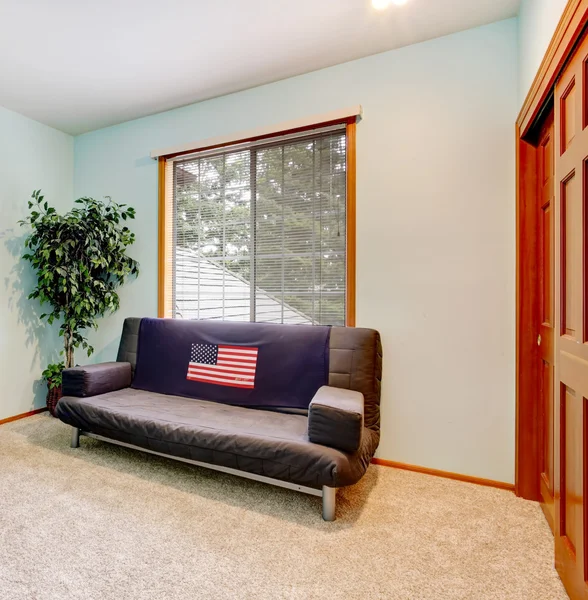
left=372, top=0, right=408, bottom=8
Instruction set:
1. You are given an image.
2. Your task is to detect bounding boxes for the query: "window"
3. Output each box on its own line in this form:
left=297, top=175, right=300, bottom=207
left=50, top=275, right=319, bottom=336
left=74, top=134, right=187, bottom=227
left=159, top=120, right=356, bottom=326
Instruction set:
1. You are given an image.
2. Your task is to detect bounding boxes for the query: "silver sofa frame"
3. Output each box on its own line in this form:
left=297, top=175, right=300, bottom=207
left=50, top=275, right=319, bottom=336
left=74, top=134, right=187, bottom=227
left=70, top=426, right=337, bottom=520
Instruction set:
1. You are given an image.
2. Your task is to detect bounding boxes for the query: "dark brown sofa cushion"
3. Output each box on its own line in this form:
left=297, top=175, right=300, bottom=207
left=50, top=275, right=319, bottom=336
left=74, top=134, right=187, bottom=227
left=56, top=389, right=379, bottom=489
left=118, top=318, right=383, bottom=436
left=308, top=386, right=364, bottom=453
left=62, top=362, right=132, bottom=398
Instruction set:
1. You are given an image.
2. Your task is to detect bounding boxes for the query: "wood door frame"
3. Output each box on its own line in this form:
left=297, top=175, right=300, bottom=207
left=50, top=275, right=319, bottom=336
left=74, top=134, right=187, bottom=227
left=516, top=0, right=588, bottom=500
left=157, top=118, right=357, bottom=325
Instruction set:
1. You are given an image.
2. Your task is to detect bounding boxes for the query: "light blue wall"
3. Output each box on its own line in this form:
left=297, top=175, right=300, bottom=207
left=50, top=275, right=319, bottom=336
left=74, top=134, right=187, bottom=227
left=0, top=106, right=73, bottom=420
left=74, top=18, right=518, bottom=483
left=518, top=0, right=568, bottom=105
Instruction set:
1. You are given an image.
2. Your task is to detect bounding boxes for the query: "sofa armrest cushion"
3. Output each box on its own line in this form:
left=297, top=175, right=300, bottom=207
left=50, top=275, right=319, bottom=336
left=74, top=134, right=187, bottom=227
left=62, top=362, right=132, bottom=398
left=308, top=386, right=364, bottom=453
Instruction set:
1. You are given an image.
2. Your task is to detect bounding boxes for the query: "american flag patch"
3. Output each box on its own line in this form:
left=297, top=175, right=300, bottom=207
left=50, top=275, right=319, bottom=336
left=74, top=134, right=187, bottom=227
left=186, top=343, right=258, bottom=389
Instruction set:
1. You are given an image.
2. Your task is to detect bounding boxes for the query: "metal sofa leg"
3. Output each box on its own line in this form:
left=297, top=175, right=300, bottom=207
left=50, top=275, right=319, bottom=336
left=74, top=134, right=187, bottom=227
left=71, top=427, right=80, bottom=449
left=322, top=486, right=337, bottom=521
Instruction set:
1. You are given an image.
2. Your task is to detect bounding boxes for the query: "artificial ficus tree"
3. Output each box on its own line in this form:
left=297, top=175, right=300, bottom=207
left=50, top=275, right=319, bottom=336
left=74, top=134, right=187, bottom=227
left=20, top=190, right=139, bottom=369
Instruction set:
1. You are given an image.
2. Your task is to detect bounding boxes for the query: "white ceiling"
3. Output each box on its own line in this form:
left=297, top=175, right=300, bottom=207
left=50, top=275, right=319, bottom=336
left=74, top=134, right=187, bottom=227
left=0, top=0, right=521, bottom=135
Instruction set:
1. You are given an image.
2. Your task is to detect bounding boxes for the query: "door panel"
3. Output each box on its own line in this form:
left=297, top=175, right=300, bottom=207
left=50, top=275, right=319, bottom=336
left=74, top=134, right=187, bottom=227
left=562, top=80, right=577, bottom=153
left=554, top=32, right=588, bottom=600
left=562, top=385, right=582, bottom=556
left=561, top=171, right=581, bottom=338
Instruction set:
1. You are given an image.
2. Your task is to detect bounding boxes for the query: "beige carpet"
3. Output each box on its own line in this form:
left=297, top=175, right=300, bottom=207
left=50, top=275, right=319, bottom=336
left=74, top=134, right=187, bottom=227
left=0, top=414, right=567, bottom=600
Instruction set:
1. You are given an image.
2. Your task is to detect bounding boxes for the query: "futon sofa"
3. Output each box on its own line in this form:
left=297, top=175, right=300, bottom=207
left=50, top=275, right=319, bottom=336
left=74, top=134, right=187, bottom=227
left=56, top=317, right=382, bottom=520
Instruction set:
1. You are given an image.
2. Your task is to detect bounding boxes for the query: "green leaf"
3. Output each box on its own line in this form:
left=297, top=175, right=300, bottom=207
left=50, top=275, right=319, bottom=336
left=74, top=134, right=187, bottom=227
left=22, top=190, right=139, bottom=363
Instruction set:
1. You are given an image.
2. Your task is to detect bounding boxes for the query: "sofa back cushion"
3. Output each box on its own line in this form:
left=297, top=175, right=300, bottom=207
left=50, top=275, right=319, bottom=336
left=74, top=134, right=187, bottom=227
left=117, top=318, right=382, bottom=434
left=130, top=318, right=330, bottom=410
left=328, top=327, right=382, bottom=435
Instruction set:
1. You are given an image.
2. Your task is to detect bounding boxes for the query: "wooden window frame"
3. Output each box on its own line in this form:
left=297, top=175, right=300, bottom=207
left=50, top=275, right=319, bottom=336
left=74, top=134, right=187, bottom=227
left=516, top=0, right=588, bottom=500
left=158, top=117, right=357, bottom=326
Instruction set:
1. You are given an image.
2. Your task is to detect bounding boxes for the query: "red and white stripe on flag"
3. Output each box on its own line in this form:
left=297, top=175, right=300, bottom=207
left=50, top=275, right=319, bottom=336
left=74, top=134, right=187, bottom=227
left=186, top=343, right=258, bottom=389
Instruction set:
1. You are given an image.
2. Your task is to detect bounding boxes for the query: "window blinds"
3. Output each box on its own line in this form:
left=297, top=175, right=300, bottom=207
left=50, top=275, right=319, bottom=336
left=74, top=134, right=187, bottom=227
left=170, top=124, right=347, bottom=326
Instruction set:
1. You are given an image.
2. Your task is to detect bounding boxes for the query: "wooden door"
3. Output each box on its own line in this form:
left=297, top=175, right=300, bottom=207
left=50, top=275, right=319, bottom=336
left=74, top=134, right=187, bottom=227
left=554, top=32, right=588, bottom=599
left=539, top=111, right=556, bottom=532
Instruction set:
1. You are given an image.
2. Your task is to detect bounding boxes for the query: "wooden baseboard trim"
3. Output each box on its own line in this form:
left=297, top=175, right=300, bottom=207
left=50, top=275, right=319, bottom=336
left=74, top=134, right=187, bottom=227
left=0, top=407, right=48, bottom=426
left=371, top=458, right=515, bottom=492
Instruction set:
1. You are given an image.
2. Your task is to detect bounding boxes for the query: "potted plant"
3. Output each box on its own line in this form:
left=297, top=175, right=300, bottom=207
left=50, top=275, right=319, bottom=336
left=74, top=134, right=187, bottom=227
left=20, top=190, right=139, bottom=414
left=42, top=362, right=65, bottom=417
